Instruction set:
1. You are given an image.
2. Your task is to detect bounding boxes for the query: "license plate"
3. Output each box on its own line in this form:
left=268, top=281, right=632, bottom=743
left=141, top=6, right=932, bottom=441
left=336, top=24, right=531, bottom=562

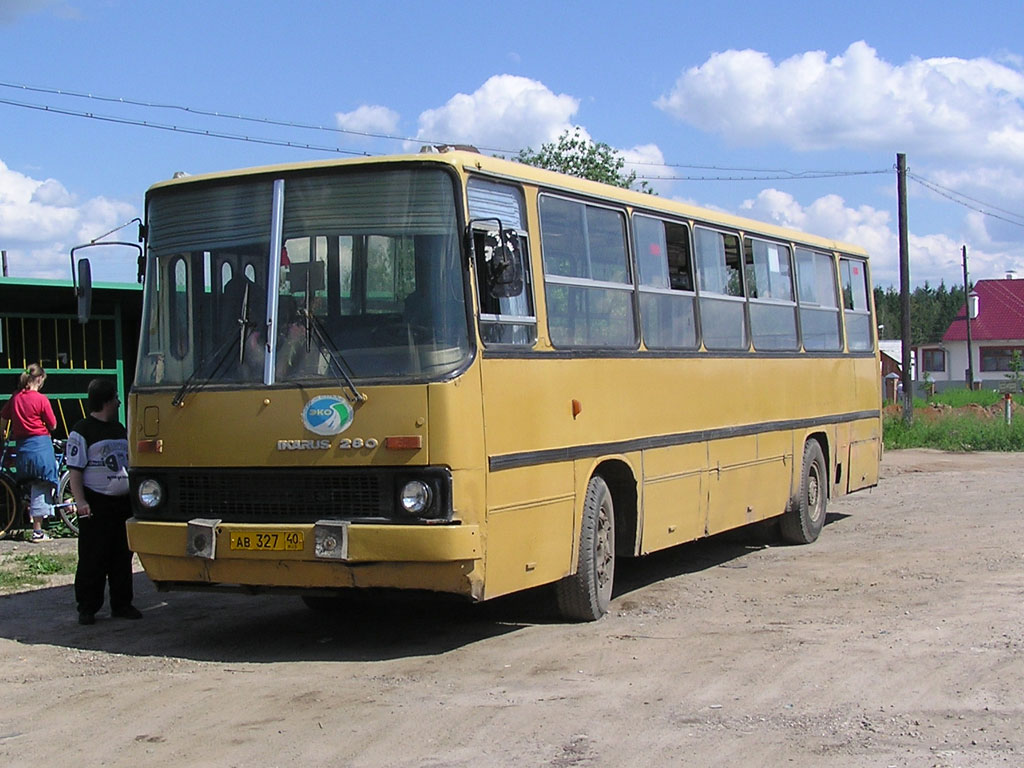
left=229, top=530, right=304, bottom=552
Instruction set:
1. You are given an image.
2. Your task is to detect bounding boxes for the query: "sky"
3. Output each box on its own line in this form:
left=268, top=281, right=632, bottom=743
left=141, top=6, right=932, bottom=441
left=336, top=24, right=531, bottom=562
left=1, top=0, right=1023, bottom=289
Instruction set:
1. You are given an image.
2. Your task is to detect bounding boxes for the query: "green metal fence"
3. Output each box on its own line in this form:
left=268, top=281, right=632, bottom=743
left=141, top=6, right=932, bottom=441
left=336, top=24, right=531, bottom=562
left=0, top=310, right=127, bottom=437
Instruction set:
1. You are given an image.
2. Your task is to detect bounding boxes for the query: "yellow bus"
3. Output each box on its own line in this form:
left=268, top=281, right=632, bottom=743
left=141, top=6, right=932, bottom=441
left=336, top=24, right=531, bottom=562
left=113, top=149, right=880, bottom=621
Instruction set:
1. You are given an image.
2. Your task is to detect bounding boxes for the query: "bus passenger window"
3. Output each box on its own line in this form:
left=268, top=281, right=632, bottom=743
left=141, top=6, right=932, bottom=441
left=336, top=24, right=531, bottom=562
left=540, top=195, right=636, bottom=349
left=694, top=227, right=747, bottom=350
left=795, top=248, right=842, bottom=351
left=745, top=238, right=798, bottom=350
left=840, top=257, right=872, bottom=351
left=633, top=214, right=697, bottom=349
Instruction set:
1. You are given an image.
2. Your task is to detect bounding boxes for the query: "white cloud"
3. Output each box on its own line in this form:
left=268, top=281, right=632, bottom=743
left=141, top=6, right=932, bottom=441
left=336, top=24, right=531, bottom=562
left=415, top=75, right=579, bottom=151
left=656, top=41, right=1024, bottom=164
left=620, top=143, right=674, bottom=195
left=334, top=105, right=400, bottom=136
left=738, top=187, right=1024, bottom=289
left=0, top=159, right=137, bottom=280
left=31, top=178, right=75, bottom=206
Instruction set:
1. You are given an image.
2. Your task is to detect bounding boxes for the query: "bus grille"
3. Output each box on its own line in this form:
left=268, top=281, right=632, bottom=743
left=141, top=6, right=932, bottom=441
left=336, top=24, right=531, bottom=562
left=134, top=469, right=391, bottom=523
left=182, top=471, right=383, bottom=519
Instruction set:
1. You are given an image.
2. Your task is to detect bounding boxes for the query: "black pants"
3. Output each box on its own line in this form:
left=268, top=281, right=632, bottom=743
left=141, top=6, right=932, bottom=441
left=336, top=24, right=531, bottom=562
left=74, top=489, right=134, bottom=615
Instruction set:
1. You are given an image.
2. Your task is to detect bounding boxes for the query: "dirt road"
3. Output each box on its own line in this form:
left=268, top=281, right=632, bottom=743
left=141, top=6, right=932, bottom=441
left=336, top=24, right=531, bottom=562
left=1, top=449, right=1022, bottom=768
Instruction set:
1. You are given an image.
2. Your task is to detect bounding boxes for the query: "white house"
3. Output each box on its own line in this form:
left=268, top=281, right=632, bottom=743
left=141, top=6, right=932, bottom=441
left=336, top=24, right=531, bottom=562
left=917, top=276, right=1024, bottom=388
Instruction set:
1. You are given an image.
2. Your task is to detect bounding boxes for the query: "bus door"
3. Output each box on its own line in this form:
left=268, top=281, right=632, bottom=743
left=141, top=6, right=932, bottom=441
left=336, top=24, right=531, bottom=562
left=468, top=179, right=574, bottom=598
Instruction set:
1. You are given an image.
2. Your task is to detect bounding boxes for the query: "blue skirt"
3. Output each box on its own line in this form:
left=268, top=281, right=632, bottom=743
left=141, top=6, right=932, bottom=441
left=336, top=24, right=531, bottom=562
left=14, top=435, right=58, bottom=486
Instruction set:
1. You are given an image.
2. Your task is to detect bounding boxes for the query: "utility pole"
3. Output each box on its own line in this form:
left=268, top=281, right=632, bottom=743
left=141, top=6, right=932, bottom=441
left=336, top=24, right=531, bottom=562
left=897, top=153, right=913, bottom=424
left=963, top=245, right=974, bottom=390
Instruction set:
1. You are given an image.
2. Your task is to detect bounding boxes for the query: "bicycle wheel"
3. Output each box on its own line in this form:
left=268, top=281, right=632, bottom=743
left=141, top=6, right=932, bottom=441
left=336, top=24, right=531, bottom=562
left=0, top=476, right=18, bottom=536
left=56, top=471, right=79, bottom=535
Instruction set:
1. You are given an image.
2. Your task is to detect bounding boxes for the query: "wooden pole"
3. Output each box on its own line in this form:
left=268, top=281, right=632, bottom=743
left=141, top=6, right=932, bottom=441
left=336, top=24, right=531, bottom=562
left=962, top=245, right=974, bottom=390
left=897, top=153, right=913, bottom=424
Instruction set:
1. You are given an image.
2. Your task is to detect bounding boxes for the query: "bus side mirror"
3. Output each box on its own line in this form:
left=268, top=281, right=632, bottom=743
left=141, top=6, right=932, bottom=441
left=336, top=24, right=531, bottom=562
left=69, top=239, right=143, bottom=323
left=485, top=229, right=523, bottom=299
left=77, top=259, right=93, bottom=324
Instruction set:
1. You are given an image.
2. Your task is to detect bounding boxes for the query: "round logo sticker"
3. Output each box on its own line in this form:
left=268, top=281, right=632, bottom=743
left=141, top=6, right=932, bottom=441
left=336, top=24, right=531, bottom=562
left=302, top=396, right=354, bottom=436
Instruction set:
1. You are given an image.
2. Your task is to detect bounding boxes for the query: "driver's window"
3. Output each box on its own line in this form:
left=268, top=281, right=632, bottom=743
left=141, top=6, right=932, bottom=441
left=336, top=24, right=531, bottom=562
left=467, top=178, right=536, bottom=346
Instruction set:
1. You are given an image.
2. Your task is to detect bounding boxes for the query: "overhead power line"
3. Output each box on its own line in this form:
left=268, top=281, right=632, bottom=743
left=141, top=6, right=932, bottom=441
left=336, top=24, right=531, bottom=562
left=0, top=96, right=373, bottom=156
left=636, top=169, right=890, bottom=182
left=907, top=171, right=1024, bottom=228
left=0, top=79, right=893, bottom=179
left=0, top=79, right=511, bottom=154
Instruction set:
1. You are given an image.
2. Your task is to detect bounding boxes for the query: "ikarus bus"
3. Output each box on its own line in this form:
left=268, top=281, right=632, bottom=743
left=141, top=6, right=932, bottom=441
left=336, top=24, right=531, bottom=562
left=74, top=149, right=881, bottom=621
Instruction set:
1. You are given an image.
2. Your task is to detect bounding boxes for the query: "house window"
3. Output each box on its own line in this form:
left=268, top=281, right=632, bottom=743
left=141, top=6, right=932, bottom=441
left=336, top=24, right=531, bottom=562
left=921, top=348, right=945, bottom=372
left=980, top=347, right=1024, bottom=372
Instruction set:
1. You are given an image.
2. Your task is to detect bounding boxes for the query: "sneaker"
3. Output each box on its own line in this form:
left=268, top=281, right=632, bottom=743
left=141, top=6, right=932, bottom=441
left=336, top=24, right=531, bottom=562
left=30, top=530, right=51, bottom=542
left=78, top=612, right=95, bottom=625
left=111, top=605, right=143, bottom=620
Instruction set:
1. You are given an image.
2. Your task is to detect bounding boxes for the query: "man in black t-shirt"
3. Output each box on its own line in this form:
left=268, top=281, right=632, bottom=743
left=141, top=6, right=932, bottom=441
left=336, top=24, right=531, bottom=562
left=67, top=379, right=140, bottom=626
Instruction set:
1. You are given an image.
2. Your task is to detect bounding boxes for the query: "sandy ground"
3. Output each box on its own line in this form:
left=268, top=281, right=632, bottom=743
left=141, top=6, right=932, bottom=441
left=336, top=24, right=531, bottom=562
left=1, top=448, right=1022, bottom=768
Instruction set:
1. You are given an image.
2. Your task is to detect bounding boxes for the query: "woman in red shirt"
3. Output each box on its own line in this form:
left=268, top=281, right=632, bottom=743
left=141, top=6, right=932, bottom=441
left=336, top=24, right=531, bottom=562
left=0, top=364, right=59, bottom=541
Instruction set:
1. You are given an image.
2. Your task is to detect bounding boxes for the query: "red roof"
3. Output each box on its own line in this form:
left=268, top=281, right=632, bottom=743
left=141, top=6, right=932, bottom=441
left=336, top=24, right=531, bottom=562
left=943, top=278, right=1024, bottom=342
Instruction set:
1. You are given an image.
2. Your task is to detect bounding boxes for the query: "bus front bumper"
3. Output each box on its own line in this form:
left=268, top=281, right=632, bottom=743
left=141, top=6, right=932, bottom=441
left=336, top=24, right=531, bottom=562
left=126, top=518, right=482, bottom=596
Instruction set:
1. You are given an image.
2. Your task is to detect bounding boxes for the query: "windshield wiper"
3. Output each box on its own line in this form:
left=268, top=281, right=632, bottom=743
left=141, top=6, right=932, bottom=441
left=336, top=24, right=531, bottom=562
left=171, top=286, right=258, bottom=407
left=299, top=301, right=366, bottom=404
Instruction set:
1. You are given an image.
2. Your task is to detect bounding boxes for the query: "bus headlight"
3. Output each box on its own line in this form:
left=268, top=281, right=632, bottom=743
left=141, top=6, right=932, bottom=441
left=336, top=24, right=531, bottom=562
left=137, top=478, right=164, bottom=509
left=399, top=480, right=433, bottom=516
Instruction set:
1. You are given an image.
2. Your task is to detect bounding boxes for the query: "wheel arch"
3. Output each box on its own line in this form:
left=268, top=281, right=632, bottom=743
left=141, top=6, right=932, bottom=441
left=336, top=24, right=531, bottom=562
left=803, top=431, right=832, bottom=499
left=592, top=458, right=638, bottom=558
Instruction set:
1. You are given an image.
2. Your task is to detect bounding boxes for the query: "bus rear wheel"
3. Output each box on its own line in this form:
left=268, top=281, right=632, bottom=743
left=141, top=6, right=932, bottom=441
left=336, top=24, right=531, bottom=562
left=781, top=440, right=827, bottom=544
left=556, top=475, right=615, bottom=622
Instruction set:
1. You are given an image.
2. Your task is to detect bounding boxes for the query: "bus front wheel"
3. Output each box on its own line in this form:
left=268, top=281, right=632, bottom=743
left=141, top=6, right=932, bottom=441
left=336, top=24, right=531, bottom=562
left=556, top=475, right=615, bottom=622
left=781, top=440, right=827, bottom=544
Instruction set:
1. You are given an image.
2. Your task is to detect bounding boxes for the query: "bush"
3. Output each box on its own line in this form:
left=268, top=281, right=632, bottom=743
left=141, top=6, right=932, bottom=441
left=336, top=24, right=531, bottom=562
left=883, top=411, right=1024, bottom=451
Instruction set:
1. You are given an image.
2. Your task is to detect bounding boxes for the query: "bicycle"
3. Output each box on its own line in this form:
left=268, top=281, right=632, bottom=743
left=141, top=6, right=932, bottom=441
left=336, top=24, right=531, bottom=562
left=0, top=439, right=79, bottom=537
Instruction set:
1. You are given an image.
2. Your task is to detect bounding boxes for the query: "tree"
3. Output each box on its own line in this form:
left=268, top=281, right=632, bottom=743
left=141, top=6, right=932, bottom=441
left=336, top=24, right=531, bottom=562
left=874, top=281, right=966, bottom=345
left=516, top=128, right=654, bottom=194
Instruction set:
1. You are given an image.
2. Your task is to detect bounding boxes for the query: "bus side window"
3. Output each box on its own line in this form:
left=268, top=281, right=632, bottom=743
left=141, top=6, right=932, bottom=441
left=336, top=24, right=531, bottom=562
left=795, top=248, right=842, bottom=351
left=745, top=238, right=798, bottom=351
left=634, top=214, right=697, bottom=349
left=474, top=229, right=536, bottom=345
left=694, top=226, right=747, bottom=350
left=540, top=195, right=636, bottom=349
left=840, top=256, right=872, bottom=351
left=466, top=177, right=536, bottom=346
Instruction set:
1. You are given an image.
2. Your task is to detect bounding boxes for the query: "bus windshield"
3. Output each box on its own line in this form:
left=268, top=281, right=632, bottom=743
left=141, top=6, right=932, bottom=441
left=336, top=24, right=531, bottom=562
left=136, top=167, right=470, bottom=388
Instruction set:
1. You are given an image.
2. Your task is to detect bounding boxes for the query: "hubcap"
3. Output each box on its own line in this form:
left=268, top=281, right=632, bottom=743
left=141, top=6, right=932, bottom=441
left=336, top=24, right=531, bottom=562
left=807, top=465, right=822, bottom=523
left=596, top=499, right=614, bottom=589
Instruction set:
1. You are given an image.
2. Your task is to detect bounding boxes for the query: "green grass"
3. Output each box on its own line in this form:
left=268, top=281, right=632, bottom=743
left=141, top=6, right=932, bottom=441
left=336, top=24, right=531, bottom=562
left=44, top=518, right=78, bottom=538
left=0, top=551, right=77, bottom=590
left=883, top=389, right=1024, bottom=451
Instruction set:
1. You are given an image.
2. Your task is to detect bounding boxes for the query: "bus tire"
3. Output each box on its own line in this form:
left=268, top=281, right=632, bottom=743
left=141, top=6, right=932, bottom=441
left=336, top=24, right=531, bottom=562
left=781, top=440, right=827, bottom=544
left=555, top=475, right=615, bottom=622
